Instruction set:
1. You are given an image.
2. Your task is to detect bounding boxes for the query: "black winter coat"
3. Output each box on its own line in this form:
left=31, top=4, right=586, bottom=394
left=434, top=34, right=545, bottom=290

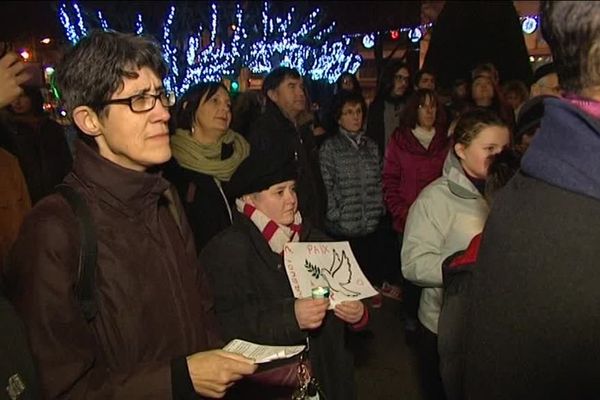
left=438, top=234, right=481, bottom=400
left=163, top=158, right=233, bottom=253
left=200, top=212, right=356, bottom=400
left=0, top=290, right=40, bottom=400
left=248, top=102, right=326, bottom=229
left=0, top=117, right=72, bottom=204
left=465, top=98, right=600, bottom=399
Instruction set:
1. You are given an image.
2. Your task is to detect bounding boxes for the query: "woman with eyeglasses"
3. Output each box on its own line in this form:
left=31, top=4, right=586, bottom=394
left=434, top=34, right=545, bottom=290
left=164, top=82, right=250, bottom=253
left=319, top=92, right=401, bottom=307
left=383, top=89, right=451, bottom=343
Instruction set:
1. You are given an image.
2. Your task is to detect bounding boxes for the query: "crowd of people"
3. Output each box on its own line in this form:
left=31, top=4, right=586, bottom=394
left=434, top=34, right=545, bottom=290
left=1, top=1, right=600, bottom=399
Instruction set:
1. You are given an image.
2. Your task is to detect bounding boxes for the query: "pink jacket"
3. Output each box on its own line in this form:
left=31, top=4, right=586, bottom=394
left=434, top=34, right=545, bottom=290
left=383, top=125, right=450, bottom=232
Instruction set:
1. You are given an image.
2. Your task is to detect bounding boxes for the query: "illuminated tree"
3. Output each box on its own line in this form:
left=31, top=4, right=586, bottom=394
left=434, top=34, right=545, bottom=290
left=58, top=1, right=362, bottom=96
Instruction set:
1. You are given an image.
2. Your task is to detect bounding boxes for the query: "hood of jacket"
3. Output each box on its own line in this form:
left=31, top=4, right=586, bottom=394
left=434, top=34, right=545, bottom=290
left=521, top=97, right=600, bottom=201
left=442, top=151, right=481, bottom=200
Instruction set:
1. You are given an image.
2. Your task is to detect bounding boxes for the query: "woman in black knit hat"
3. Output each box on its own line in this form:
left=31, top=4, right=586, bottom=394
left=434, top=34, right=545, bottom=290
left=200, top=148, right=368, bottom=400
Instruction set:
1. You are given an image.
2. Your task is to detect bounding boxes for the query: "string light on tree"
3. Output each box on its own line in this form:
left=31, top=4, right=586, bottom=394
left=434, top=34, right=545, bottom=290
left=97, top=11, right=109, bottom=31
left=135, top=14, right=144, bottom=35
left=57, top=1, right=362, bottom=95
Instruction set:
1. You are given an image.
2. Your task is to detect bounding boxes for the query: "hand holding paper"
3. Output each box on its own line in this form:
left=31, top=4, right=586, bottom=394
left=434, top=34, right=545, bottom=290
left=223, top=339, right=306, bottom=364
left=186, top=349, right=256, bottom=397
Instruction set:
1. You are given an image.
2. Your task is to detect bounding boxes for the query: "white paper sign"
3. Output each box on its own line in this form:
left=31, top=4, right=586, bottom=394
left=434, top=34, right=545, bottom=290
left=283, top=241, right=378, bottom=307
left=223, top=339, right=305, bottom=364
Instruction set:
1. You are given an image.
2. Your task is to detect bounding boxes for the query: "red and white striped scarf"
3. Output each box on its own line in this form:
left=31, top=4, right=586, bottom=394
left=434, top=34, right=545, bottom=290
left=236, top=199, right=302, bottom=255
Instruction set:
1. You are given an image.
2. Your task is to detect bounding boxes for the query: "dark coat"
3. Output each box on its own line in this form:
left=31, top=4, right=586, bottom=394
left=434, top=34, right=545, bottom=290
left=163, top=157, right=233, bottom=253
left=465, top=98, right=600, bottom=399
left=5, top=140, right=221, bottom=399
left=200, top=212, right=356, bottom=400
left=248, top=102, right=326, bottom=229
left=0, top=290, right=40, bottom=400
left=365, top=96, right=407, bottom=157
left=438, top=233, right=481, bottom=400
left=1, top=117, right=72, bottom=204
left=365, top=97, right=387, bottom=157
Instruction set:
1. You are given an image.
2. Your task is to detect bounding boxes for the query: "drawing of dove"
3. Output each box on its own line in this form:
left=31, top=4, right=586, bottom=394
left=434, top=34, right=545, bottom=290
left=320, top=249, right=360, bottom=297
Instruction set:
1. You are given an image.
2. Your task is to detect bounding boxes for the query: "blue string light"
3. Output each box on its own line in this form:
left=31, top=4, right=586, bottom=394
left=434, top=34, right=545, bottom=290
left=135, top=14, right=144, bottom=35
left=59, top=2, right=81, bottom=45
left=97, top=11, right=109, bottom=31
left=57, top=1, right=363, bottom=92
left=73, top=2, right=87, bottom=37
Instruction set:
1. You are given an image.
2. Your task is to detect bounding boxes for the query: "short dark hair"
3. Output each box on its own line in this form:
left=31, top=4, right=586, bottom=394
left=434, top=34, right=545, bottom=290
left=399, top=89, right=446, bottom=130
left=414, top=69, right=435, bottom=87
left=175, top=82, right=229, bottom=130
left=55, top=30, right=167, bottom=118
left=541, top=1, right=600, bottom=94
left=262, top=67, right=302, bottom=98
left=453, top=108, right=507, bottom=148
left=331, top=91, right=367, bottom=127
left=502, top=80, right=529, bottom=103
left=335, top=72, right=362, bottom=94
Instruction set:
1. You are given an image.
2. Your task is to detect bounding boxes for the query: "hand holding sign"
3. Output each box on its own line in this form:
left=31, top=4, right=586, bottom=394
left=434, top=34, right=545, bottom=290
left=283, top=242, right=378, bottom=308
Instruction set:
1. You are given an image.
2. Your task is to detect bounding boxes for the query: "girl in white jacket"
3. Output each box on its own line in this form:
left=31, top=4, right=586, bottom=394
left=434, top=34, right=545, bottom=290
left=401, top=108, right=510, bottom=400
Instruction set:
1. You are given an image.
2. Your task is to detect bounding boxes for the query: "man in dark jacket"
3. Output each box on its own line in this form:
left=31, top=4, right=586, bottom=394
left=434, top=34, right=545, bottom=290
left=248, top=67, right=326, bottom=229
left=4, top=31, right=256, bottom=399
left=464, top=2, right=600, bottom=398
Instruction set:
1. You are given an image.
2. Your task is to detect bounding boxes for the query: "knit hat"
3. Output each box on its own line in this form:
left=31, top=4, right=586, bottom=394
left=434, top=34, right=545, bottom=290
left=532, top=62, right=556, bottom=85
left=515, top=95, right=548, bottom=141
left=226, top=146, right=297, bottom=199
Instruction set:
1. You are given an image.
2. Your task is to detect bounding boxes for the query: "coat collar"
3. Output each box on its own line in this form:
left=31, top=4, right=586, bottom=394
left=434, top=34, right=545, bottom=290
left=396, top=124, right=449, bottom=154
left=443, top=151, right=481, bottom=200
left=264, top=101, right=297, bottom=131
left=521, top=97, right=600, bottom=201
left=71, top=140, right=170, bottom=217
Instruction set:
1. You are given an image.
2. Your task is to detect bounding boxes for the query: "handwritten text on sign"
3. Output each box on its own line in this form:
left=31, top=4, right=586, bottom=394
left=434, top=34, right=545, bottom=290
left=283, top=241, right=378, bottom=307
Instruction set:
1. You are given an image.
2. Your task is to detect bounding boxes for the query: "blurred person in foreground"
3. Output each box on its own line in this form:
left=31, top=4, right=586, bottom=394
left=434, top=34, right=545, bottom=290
left=465, top=2, right=600, bottom=398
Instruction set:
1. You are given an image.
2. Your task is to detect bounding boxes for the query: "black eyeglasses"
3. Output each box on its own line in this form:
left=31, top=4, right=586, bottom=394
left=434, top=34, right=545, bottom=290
left=97, top=91, right=176, bottom=113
